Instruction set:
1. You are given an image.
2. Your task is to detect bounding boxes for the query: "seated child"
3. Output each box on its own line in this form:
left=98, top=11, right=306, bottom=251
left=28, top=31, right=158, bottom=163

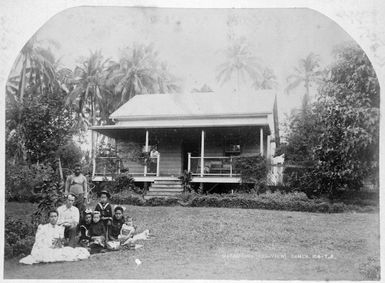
left=109, top=206, right=125, bottom=241
left=88, top=211, right=106, bottom=253
left=94, top=190, right=113, bottom=235
left=78, top=209, right=93, bottom=247
left=118, top=217, right=136, bottom=243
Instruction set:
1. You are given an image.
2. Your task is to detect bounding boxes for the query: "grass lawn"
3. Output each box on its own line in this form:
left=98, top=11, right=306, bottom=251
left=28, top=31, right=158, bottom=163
left=3, top=202, right=380, bottom=280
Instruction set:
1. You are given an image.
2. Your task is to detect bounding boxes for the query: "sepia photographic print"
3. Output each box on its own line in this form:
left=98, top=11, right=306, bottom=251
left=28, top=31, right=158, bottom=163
left=1, top=0, right=383, bottom=281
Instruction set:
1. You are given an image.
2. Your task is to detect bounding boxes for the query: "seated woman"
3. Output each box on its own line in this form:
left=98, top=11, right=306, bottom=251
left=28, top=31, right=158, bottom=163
left=19, top=210, right=90, bottom=265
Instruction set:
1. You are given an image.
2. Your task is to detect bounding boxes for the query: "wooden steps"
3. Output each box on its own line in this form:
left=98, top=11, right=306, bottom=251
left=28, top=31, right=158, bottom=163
left=144, top=177, right=183, bottom=199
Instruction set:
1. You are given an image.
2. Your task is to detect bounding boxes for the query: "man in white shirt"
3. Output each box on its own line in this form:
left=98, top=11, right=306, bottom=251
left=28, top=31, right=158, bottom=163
left=57, top=194, right=79, bottom=247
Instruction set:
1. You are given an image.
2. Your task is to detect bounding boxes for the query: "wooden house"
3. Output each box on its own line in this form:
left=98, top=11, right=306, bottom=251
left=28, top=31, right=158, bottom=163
left=92, top=89, right=278, bottom=197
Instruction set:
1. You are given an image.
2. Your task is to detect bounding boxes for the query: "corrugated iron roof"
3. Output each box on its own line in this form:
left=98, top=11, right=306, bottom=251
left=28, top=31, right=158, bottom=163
left=110, top=89, right=276, bottom=120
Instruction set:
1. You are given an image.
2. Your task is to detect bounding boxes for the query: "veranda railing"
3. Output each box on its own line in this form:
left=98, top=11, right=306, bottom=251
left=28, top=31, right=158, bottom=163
left=92, top=155, right=160, bottom=178
left=187, top=154, right=239, bottom=177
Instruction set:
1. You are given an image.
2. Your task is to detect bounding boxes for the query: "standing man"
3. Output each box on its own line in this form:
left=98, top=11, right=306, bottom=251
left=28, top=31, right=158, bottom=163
left=65, top=163, right=88, bottom=215
left=57, top=194, right=79, bottom=248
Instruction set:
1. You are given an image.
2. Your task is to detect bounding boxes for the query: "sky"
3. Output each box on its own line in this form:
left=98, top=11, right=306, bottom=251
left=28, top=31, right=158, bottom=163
left=30, top=7, right=354, bottom=120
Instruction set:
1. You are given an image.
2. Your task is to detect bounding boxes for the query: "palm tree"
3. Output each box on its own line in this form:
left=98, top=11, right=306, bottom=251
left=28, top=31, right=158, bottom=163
left=106, top=43, right=160, bottom=105
left=6, top=38, right=60, bottom=163
left=252, top=67, right=278, bottom=90
left=157, top=62, right=181, bottom=94
left=9, top=36, right=60, bottom=102
left=285, top=53, right=323, bottom=110
left=106, top=43, right=181, bottom=106
left=66, top=51, right=113, bottom=161
left=216, top=38, right=263, bottom=91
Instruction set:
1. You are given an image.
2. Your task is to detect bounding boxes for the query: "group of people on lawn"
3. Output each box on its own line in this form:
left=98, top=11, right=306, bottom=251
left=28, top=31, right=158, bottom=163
left=58, top=191, right=141, bottom=253
left=20, top=164, right=149, bottom=265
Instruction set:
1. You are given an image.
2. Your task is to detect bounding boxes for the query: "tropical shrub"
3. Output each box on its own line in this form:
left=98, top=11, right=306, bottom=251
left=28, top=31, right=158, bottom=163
left=113, top=173, right=136, bottom=193
left=312, top=43, right=379, bottom=198
left=6, top=87, right=75, bottom=165
left=55, top=140, right=83, bottom=169
left=233, top=155, right=267, bottom=192
left=145, top=197, right=179, bottom=206
left=281, top=43, right=379, bottom=198
left=5, top=217, right=36, bottom=259
left=110, top=190, right=145, bottom=206
left=108, top=190, right=376, bottom=213
left=31, top=172, right=65, bottom=225
left=5, top=162, right=56, bottom=202
left=179, top=170, right=193, bottom=192
left=98, top=173, right=140, bottom=196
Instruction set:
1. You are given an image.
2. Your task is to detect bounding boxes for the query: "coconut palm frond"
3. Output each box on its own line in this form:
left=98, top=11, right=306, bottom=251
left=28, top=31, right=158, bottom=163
left=285, top=78, right=303, bottom=94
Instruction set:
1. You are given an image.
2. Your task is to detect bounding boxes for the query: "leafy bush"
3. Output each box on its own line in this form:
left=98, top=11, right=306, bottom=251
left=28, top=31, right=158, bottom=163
left=5, top=217, right=36, bottom=259
left=110, top=190, right=145, bottom=206
left=282, top=44, right=379, bottom=198
left=182, top=191, right=376, bottom=213
left=114, top=174, right=137, bottom=193
left=5, top=162, right=56, bottom=202
left=233, top=155, right=267, bottom=182
left=233, top=155, right=267, bottom=192
left=55, top=140, right=83, bottom=169
left=145, top=197, right=179, bottom=206
left=32, top=179, right=66, bottom=225
left=179, top=170, right=193, bottom=192
left=110, top=190, right=181, bottom=207
left=6, top=87, right=75, bottom=165
left=110, top=190, right=376, bottom=213
left=99, top=173, right=141, bottom=195
left=178, top=191, right=198, bottom=203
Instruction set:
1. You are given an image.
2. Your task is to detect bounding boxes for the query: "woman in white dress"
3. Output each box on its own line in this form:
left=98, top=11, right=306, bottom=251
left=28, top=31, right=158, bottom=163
left=19, top=210, right=90, bottom=265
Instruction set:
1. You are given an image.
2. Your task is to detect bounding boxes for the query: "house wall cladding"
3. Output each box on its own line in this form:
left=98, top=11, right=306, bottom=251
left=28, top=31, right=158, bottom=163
left=158, top=135, right=182, bottom=176
left=115, top=126, right=266, bottom=176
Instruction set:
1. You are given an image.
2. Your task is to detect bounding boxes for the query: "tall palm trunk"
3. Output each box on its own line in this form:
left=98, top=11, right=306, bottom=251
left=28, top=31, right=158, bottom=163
left=273, top=94, right=280, bottom=147
left=14, top=56, right=28, bottom=163
left=302, top=78, right=310, bottom=112
left=19, top=56, right=27, bottom=102
left=91, top=89, right=96, bottom=166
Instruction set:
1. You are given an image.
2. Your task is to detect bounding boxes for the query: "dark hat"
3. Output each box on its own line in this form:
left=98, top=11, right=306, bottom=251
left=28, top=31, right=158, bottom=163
left=98, top=190, right=111, bottom=198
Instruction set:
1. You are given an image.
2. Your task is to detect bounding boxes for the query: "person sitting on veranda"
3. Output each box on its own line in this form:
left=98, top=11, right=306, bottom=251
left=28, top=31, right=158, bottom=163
left=65, top=163, right=88, bottom=215
left=19, top=210, right=89, bottom=265
left=57, top=194, right=79, bottom=248
left=150, top=145, right=159, bottom=158
left=149, top=145, right=159, bottom=173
